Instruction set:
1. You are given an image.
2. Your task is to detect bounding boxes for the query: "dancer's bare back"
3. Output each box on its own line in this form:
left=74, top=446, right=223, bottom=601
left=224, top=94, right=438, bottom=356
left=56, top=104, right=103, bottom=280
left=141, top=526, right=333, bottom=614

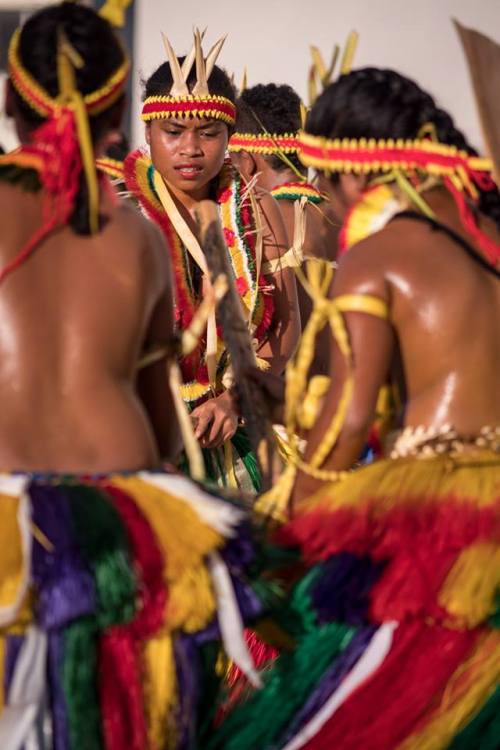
left=336, top=189, right=500, bottom=433
left=300, top=188, right=500, bottom=482
left=0, top=180, right=179, bottom=472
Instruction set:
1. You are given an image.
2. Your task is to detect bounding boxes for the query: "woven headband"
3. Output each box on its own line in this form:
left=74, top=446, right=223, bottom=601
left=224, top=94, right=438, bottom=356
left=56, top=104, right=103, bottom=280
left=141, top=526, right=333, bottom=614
left=141, top=94, right=235, bottom=125
left=298, top=133, right=494, bottom=194
left=228, top=133, right=299, bottom=154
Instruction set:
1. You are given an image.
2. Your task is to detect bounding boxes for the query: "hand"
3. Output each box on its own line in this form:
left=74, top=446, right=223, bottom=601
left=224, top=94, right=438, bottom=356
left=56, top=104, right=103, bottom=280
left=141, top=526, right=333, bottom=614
left=243, top=367, right=286, bottom=423
left=190, top=390, right=239, bottom=449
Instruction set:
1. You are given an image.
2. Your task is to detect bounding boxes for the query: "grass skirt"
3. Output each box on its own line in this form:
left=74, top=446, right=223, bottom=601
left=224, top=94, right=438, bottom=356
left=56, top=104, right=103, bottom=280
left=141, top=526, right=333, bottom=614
left=210, top=449, right=500, bottom=749
left=0, top=470, right=262, bottom=750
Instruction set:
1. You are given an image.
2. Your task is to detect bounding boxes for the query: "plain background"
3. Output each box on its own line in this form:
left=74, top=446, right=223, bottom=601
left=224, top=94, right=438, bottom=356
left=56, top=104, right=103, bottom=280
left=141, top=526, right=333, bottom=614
left=0, top=0, right=499, bottom=155
left=133, top=0, right=499, bottom=151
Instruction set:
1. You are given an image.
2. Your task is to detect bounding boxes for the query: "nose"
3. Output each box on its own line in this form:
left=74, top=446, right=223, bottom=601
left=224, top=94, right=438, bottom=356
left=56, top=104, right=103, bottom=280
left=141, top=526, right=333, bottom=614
left=179, top=129, right=203, bottom=157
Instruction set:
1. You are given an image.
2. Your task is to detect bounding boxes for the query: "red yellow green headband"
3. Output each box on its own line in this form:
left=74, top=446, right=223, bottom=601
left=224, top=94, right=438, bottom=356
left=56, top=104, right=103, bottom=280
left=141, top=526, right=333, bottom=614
left=141, top=94, right=235, bottom=125
left=8, top=28, right=129, bottom=120
left=228, top=133, right=299, bottom=155
left=298, top=132, right=494, bottom=195
left=299, top=132, right=500, bottom=265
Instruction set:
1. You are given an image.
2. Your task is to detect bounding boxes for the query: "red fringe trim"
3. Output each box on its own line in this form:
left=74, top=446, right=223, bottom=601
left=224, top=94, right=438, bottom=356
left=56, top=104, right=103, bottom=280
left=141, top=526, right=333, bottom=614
left=445, top=177, right=500, bottom=264
left=279, top=498, right=499, bottom=624
left=98, top=483, right=167, bottom=750
left=300, top=622, right=480, bottom=750
left=123, top=150, right=204, bottom=382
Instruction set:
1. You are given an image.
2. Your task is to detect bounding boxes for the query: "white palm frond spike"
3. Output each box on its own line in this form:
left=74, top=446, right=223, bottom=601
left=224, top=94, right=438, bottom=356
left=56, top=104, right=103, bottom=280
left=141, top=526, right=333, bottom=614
left=205, top=34, right=227, bottom=80
left=181, top=27, right=206, bottom=79
left=192, top=27, right=208, bottom=96
left=162, top=32, right=189, bottom=96
left=161, top=29, right=228, bottom=98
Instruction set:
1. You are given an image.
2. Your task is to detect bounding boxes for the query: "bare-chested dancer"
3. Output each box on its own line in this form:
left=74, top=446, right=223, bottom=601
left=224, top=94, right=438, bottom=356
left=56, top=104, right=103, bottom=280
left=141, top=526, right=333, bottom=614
left=0, top=5, right=266, bottom=747
left=212, top=68, right=500, bottom=750
left=230, top=83, right=339, bottom=377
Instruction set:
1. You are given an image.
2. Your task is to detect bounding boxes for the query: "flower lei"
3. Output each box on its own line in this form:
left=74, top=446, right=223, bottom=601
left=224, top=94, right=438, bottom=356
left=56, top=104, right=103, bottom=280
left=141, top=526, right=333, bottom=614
left=124, top=151, right=274, bottom=405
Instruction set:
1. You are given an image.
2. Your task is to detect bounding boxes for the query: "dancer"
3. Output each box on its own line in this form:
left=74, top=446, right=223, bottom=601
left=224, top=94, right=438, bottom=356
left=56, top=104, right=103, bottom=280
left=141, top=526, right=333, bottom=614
left=229, top=83, right=339, bottom=377
left=125, top=33, right=300, bottom=491
left=0, top=4, right=263, bottom=748
left=211, top=67, right=500, bottom=750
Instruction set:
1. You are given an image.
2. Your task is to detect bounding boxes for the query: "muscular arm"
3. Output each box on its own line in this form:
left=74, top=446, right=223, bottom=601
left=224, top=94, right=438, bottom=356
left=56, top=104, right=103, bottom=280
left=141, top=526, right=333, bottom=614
left=292, top=240, right=394, bottom=502
left=136, top=223, right=182, bottom=463
left=255, top=193, right=301, bottom=374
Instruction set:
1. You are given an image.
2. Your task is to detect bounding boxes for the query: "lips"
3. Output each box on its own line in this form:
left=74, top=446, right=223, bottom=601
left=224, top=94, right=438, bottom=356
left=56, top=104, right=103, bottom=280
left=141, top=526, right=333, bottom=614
left=175, top=164, right=203, bottom=180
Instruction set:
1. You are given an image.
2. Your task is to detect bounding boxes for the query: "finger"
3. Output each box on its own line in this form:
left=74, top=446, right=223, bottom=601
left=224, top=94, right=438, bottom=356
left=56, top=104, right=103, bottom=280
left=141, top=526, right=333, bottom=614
left=202, top=415, right=227, bottom=449
left=221, top=421, right=238, bottom=445
left=194, top=411, right=214, bottom=439
left=211, top=416, right=239, bottom=449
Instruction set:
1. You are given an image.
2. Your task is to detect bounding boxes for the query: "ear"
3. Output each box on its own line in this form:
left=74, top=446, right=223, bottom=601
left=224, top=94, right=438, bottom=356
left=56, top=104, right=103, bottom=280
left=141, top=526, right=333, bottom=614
left=235, top=150, right=257, bottom=180
left=145, top=122, right=151, bottom=146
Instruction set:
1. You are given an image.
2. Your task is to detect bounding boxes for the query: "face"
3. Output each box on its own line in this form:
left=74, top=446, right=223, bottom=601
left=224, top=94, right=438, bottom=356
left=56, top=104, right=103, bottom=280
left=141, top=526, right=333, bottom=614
left=146, top=116, right=229, bottom=199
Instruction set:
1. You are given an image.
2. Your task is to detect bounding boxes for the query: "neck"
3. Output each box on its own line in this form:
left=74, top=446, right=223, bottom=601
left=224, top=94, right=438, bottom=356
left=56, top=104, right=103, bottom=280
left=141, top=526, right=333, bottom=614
left=164, top=180, right=208, bottom=236
left=167, top=180, right=213, bottom=213
left=269, top=167, right=303, bottom=191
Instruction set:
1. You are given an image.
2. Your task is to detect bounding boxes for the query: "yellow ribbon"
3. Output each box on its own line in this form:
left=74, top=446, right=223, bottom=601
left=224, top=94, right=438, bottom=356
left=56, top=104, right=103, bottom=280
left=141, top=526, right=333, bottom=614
left=98, top=0, right=133, bottom=28
left=57, top=29, right=99, bottom=234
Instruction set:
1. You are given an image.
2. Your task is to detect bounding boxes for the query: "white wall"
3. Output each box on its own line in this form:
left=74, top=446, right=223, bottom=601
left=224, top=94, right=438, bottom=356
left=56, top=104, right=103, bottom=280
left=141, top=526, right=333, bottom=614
left=0, top=0, right=61, bottom=151
left=133, top=0, right=500, bottom=152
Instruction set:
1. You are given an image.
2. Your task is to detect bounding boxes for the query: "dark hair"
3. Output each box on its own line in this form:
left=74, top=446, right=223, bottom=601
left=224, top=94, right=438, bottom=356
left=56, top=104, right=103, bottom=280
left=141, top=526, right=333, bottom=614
left=143, top=58, right=236, bottom=130
left=13, top=1, right=126, bottom=234
left=306, top=67, right=500, bottom=229
left=106, top=132, right=130, bottom=162
left=236, top=83, right=304, bottom=173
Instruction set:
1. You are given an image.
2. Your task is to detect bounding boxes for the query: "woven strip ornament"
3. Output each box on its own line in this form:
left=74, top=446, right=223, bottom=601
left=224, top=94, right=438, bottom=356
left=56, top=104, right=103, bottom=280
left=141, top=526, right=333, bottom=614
left=142, top=95, right=235, bottom=125
left=298, top=134, right=494, bottom=187
left=299, top=132, right=500, bottom=265
left=228, top=133, right=299, bottom=154
left=271, top=181, right=323, bottom=204
left=8, top=28, right=129, bottom=120
left=96, top=156, right=125, bottom=181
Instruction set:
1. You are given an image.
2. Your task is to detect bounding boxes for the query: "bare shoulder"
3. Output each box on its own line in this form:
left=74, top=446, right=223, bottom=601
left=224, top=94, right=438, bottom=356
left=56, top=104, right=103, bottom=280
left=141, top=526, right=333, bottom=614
left=255, top=189, right=283, bottom=226
left=254, top=189, right=289, bottom=260
left=332, top=227, right=396, bottom=298
left=0, top=179, right=37, bottom=211
left=113, top=200, right=171, bottom=294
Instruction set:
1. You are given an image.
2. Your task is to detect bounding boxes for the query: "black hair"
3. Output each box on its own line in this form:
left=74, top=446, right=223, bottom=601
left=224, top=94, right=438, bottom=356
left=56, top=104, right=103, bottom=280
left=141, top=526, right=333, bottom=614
left=307, top=67, right=500, bottom=229
left=105, top=132, right=130, bottom=162
left=13, top=1, right=126, bottom=234
left=143, top=58, right=236, bottom=130
left=236, top=83, right=304, bottom=173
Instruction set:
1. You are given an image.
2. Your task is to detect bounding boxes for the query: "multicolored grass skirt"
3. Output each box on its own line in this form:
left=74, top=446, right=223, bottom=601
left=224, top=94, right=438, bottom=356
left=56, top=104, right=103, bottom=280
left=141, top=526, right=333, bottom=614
left=210, top=447, right=500, bottom=749
left=0, top=470, right=264, bottom=750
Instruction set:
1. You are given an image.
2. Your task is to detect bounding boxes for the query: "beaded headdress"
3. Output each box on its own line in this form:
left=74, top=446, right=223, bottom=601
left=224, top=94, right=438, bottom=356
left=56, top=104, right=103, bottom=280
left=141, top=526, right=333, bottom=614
left=141, top=29, right=236, bottom=126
